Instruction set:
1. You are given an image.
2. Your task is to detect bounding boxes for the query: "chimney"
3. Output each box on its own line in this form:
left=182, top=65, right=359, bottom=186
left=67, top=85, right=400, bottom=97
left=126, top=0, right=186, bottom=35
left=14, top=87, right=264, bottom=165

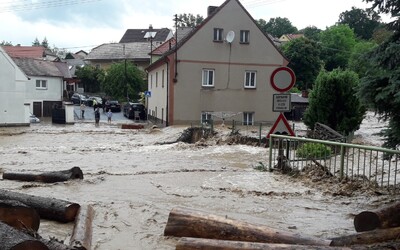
left=207, top=6, right=218, bottom=16
left=301, top=90, right=309, bottom=98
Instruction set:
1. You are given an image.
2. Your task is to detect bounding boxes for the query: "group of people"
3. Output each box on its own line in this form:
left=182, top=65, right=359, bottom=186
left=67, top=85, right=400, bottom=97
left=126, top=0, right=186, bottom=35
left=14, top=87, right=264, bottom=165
left=80, top=103, right=112, bottom=125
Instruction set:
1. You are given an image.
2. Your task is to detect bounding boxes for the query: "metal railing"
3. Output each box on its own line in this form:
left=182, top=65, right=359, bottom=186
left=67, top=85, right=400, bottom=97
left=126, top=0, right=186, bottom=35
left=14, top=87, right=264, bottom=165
left=269, top=134, right=400, bottom=192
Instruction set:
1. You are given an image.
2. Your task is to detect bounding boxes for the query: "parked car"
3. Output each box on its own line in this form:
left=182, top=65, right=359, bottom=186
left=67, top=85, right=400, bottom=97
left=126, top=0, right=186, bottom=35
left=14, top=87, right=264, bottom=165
left=29, top=113, right=40, bottom=123
left=105, top=100, right=121, bottom=112
left=123, top=102, right=146, bottom=120
left=71, top=93, right=87, bottom=105
left=87, top=96, right=102, bottom=107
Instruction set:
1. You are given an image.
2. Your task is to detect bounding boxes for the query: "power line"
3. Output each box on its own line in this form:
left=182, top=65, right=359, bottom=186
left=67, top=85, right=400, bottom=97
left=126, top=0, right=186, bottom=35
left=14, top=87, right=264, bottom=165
left=0, top=0, right=102, bottom=13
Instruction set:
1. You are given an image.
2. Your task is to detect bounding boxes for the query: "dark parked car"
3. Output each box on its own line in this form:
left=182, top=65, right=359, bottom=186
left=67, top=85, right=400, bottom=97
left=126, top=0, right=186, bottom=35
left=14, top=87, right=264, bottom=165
left=105, top=100, right=121, bottom=112
left=71, top=93, right=87, bottom=105
left=123, top=102, right=146, bottom=120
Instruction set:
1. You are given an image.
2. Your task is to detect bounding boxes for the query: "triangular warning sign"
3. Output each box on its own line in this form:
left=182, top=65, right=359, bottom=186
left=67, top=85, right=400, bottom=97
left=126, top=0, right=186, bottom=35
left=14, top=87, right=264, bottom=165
left=267, top=113, right=295, bottom=138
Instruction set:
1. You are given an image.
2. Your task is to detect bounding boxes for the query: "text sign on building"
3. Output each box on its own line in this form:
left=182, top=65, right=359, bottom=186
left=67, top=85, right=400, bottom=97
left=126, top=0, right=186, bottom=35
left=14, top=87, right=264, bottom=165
left=273, top=94, right=291, bottom=112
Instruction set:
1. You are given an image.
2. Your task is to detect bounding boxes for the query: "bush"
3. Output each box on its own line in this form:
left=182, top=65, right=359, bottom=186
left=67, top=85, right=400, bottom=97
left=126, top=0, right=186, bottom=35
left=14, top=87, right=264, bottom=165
left=296, top=143, right=332, bottom=159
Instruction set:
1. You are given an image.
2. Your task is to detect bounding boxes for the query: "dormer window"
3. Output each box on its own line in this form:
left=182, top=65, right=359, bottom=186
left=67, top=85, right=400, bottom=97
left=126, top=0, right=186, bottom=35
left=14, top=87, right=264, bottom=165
left=213, top=28, right=223, bottom=42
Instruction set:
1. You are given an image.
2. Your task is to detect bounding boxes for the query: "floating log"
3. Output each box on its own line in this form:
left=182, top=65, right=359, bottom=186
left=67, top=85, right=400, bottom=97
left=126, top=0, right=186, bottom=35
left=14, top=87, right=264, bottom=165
left=176, top=237, right=352, bottom=250
left=121, top=124, right=144, bottom=129
left=164, top=207, right=332, bottom=246
left=0, top=189, right=80, bottom=223
left=70, top=204, right=95, bottom=250
left=353, top=201, right=400, bottom=232
left=0, top=200, right=40, bottom=231
left=0, top=221, right=48, bottom=250
left=330, top=226, right=400, bottom=246
left=2, top=167, right=83, bottom=183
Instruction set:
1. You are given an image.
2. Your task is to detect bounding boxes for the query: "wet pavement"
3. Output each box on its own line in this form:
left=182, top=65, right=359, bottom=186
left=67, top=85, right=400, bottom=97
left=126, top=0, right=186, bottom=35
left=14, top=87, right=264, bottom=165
left=0, top=114, right=393, bottom=249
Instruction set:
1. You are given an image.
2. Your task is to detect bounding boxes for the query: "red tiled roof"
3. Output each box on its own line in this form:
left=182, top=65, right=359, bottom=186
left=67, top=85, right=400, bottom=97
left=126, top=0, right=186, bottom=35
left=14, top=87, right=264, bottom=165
left=151, top=38, right=176, bottom=55
left=1, top=46, right=46, bottom=59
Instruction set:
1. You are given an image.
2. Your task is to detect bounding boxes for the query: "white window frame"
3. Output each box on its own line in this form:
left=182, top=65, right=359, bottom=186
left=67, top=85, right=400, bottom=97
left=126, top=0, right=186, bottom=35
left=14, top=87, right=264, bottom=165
left=36, top=79, right=47, bottom=89
left=240, top=30, right=250, bottom=44
left=202, top=69, right=215, bottom=87
left=201, top=112, right=212, bottom=124
left=213, top=28, right=223, bottom=42
left=243, top=112, right=254, bottom=126
left=244, top=71, right=256, bottom=88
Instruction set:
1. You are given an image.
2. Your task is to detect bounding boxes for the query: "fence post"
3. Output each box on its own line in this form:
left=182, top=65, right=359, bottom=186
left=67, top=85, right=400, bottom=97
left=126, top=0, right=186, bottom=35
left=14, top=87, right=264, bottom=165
left=269, top=136, right=273, bottom=169
left=340, top=145, right=345, bottom=179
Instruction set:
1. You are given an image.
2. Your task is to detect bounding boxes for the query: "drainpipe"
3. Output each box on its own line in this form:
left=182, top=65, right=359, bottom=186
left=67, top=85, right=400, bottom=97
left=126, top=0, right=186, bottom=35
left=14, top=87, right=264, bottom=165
left=166, top=60, right=169, bottom=127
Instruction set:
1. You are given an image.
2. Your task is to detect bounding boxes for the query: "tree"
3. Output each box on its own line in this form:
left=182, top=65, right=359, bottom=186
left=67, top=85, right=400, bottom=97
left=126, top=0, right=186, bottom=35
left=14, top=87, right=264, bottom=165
left=371, top=25, right=394, bottom=44
left=176, top=13, right=204, bottom=28
left=303, top=69, right=365, bottom=135
left=32, top=37, right=40, bottom=46
left=101, top=62, right=146, bottom=101
left=300, top=26, right=322, bottom=42
left=319, top=24, right=357, bottom=71
left=260, top=17, right=297, bottom=38
left=348, top=40, right=377, bottom=77
left=75, top=65, right=104, bottom=93
left=0, top=41, right=12, bottom=46
left=41, top=37, right=49, bottom=49
left=281, top=37, right=322, bottom=90
left=357, top=0, right=400, bottom=149
left=338, top=7, right=381, bottom=40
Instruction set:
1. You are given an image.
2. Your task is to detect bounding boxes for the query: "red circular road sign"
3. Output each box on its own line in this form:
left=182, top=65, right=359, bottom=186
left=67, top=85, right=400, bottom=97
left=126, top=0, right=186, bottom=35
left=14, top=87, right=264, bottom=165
left=270, top=67, right=296, bottom=92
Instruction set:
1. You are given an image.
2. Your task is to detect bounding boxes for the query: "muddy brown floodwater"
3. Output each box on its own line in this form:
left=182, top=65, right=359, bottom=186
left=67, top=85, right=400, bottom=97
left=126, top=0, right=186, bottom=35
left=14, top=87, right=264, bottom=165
left=0, top=118, right=395, bottom=249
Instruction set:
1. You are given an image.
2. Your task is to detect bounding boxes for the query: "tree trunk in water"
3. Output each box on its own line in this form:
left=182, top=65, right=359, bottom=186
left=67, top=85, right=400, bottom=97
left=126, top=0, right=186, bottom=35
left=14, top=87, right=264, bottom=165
left=2, top=167, right=83, bottom=183
left=353, top=201, right=400, bottom=232
left=0, top=200, right=40, bottom=231
left=0, top=189, right=80, bottom=223
left=0, top=221, right=48, bottom=250
left=164, top=207, right=332, bottom=246
left=70, top=205, right=95, bottom=250
left=176, top=238, right=352, bottom=250
left=330, top=226, right=400, bottom=246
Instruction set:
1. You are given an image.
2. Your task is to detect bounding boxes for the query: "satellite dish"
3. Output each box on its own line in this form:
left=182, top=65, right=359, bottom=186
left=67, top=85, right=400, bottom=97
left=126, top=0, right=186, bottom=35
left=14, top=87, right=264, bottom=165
left=225, top=31, right=235, bottom=43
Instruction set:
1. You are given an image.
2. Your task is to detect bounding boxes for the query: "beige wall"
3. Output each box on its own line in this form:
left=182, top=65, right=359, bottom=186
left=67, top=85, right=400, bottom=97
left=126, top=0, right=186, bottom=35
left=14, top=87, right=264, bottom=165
left=147, top=63, right=168, bottom=123
left=172, top=0, right=285, bottom=124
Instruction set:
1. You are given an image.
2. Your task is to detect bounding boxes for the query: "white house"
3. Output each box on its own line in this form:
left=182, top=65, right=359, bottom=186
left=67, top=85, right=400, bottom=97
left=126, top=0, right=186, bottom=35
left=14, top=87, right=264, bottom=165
left=0, top=47, right=30, bottom=126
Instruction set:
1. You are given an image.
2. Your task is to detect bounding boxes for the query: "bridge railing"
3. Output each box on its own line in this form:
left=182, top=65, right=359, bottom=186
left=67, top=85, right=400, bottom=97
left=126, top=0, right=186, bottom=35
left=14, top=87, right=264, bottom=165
left=269, top=134, right=400, bottom=192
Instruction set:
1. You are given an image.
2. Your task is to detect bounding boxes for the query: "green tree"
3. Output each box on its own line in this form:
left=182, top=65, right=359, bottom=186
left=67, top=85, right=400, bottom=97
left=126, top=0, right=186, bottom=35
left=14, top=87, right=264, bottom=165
left=281, top=37, right=322, bottom=90
left=32, top=37, right=40, bottom=46
left=357, top=0, right=400, bottom=149
left=319, top=25, right=357, bottom=71
left=348, top=40, right=377, bottom=77
left=301, top=26, right=322, bottom=42
left=101, top=62, right=146, bottom=101
left=303, top=69, right=365, bottom=135
left=41, top=37, right=49, bottom=49
left=262, top=17, right=298, bottom=38
left=372, top=25, right=394, bottom=44
left=75, top=65, right=104, bottom=93
left=338, top=7, right=381, bottom=40
left=0, top=41, right=12, bottom=46
left=176, top=13, right=204, bottom=28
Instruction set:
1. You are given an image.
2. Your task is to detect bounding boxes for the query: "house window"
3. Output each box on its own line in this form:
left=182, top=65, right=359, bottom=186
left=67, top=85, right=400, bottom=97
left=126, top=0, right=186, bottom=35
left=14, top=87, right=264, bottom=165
left=36, top=80, right=47, bottom=89
left=162, top=69, right=165, bottom=88
left=244, top=71, right=256, bottom=88
left=156, top=72, right=158, bottom=88
left=243, top=112, right=254, bottom=125
left=213, top=28, right=223, bottom=42
left=201, top=112, right=212, bottom=124
left=240, top=30, right=250, bottom=44
left=202, top=69, right=215, bottom=87
left=150, top=74, right=153, bottom=89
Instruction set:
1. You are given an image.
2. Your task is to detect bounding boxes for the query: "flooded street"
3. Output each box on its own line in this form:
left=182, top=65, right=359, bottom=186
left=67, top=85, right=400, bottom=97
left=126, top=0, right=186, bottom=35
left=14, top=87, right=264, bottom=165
left=0, top=117, right=393, bottom=249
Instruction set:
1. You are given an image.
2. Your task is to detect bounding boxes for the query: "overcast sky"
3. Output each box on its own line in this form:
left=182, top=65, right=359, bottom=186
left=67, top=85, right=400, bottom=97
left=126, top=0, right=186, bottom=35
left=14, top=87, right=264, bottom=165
left=0, top=0, right=389, bottom=53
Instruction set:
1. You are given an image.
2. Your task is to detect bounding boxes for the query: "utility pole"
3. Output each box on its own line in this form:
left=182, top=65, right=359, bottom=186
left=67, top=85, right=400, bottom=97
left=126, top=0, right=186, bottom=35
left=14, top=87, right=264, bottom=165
left=123, top=44, right=128, bottom=102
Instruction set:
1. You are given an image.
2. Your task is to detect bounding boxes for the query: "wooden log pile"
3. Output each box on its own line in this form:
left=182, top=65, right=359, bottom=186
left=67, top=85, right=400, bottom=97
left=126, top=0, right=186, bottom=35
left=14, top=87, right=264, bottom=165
left=0, top=168, right=94, bottom=250
left=165, top=206, right=400, bottom=250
